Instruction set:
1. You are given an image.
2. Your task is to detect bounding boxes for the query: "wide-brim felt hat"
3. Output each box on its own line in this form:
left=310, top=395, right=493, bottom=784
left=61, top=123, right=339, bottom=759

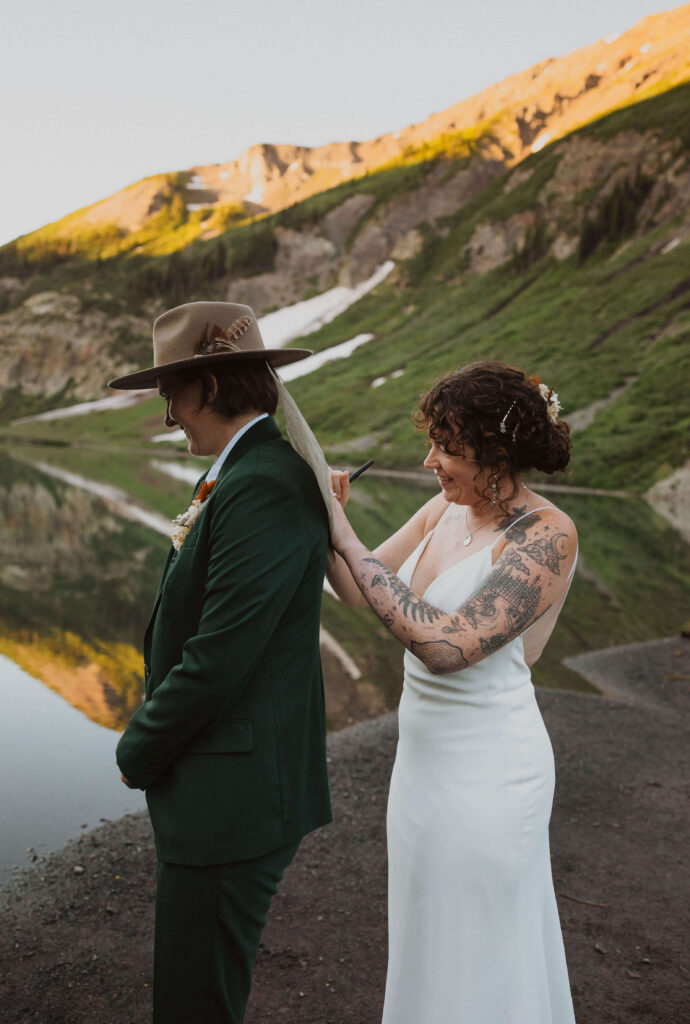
left=108, top=301, right=311, bottom=390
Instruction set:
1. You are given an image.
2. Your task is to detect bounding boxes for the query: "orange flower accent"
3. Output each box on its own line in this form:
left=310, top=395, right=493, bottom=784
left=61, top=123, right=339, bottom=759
left=197, top=479, right=215, bottom=503
left=171, top=479, right=217, bottom=551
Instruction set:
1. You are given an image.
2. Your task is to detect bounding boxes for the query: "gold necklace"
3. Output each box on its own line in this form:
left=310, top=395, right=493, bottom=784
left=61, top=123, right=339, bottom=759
left=463, top=506, right=499, bottom=547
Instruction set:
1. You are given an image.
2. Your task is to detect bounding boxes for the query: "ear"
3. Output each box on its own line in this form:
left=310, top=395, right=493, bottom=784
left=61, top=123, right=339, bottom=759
left=204, top=372, right=219, bottom=406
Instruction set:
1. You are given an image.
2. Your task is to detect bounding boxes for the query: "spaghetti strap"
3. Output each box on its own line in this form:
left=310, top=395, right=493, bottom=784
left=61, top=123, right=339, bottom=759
left=489, top=505, right=555, bottom=548
left=491, top=505, right=578, bottom=585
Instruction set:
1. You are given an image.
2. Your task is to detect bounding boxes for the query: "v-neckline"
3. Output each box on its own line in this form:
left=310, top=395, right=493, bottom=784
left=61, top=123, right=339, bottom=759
left=407, top=501, right=559, bottom=598
left=408, top=525, right=493, bottom=599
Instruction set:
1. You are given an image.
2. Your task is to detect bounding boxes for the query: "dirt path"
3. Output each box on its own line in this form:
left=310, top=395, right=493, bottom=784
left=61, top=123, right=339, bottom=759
left=0, top=637, right=688, bottom=1023
left=367, top=467, right=637, bottom=499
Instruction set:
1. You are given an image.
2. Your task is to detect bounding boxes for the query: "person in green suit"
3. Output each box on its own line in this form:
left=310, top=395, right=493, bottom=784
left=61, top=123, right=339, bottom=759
left=109, top=301, right=333, bottom=1024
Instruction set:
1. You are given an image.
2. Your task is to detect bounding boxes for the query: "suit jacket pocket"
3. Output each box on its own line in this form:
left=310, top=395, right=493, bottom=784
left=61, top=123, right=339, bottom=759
left=183, top=719, right=254, bottom=754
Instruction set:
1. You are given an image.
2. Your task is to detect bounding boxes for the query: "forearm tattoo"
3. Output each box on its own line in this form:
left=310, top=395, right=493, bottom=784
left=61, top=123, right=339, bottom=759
left=353, top=524, right=559, bottom=673
left=360, top=558, right=470, bottom=670
left=364, top=558, right=444, bottom=625
left=479, top=633, right=509, bottom=656
left=411, top=640, right=469, bottom=672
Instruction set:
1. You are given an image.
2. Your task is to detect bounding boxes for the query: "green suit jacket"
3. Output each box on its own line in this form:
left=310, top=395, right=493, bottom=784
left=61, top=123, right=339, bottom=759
left=116, top=417, right=332, bottom=864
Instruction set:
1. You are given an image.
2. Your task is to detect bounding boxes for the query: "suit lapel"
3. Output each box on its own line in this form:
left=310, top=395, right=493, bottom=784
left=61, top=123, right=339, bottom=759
left=143, top=468, right=208, bottom=647
left=142, top=418, right=281, bottom=658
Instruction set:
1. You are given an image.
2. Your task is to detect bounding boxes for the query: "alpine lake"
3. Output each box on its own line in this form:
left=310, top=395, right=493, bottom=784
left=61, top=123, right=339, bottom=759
left=1, top=443, right=689, bottom=885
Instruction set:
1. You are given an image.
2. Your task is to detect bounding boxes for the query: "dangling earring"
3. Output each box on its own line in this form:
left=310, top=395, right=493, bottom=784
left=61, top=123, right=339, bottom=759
left=491, top=475, right=499, bottom=505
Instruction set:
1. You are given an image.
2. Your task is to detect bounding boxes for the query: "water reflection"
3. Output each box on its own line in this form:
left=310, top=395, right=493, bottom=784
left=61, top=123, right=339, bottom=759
left=0, top=452, right=169, bottom=730
left=1, top=447, right=689, bottom=882
left=2, top=451, right=689, bottom=731
left=0, top=654, right=145, bottom=886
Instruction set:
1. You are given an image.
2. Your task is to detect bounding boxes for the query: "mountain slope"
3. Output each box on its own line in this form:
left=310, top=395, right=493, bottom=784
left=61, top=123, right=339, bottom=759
left=3, top=5, right=689, bottom=263
left=0, top=9, right=689, bottom=495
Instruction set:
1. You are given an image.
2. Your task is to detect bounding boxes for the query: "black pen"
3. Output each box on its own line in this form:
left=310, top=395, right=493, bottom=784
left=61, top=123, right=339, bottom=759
left=348, top=460, right=374, bottom=482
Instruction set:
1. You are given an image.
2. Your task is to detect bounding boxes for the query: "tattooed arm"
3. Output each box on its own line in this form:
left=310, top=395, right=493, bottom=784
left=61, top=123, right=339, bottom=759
left=325, top=469, right=447, bottom=606
left=332, top=500, right=577, bottom=675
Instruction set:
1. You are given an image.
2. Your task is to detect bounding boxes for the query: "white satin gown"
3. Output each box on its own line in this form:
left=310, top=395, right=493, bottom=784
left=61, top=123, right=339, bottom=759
left=382, top=508, right=577, bottom=1024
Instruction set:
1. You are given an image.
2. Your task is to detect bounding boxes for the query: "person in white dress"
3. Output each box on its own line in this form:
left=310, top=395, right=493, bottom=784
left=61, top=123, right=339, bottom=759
left=327, top=361, right=578, bottom=1023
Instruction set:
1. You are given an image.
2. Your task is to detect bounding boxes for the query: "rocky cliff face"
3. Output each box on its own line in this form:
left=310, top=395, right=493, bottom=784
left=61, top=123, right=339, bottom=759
left=231, top=154, right=508, bottom=313
left=0, top=292, right=149, bottom=405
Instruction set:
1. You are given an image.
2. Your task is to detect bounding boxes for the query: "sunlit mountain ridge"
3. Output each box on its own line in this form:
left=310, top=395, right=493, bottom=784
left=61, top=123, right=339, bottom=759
left=0, top=5, right=689, bottom=495
left=3, top=5, right=688, bottom=258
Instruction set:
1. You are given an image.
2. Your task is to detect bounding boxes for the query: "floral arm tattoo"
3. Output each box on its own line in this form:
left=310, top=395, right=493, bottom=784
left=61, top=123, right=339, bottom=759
left=340, top=513, right=573, bottom=675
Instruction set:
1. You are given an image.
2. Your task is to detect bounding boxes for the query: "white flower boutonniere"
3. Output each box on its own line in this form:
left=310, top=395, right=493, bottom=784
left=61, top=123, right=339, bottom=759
left=171, top=479, right=215, bottom=551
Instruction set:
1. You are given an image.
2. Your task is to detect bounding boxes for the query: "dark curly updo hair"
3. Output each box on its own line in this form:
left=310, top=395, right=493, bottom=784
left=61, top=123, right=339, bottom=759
left=415, top=361, right=571, bottom=511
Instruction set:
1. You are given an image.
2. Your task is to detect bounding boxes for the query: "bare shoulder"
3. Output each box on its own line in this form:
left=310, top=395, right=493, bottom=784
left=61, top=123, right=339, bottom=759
left=420, top=492, right=450, bottom=532
left=499, top=497, right=577, bottom=579
left=502, top=499, right=576, bottom=538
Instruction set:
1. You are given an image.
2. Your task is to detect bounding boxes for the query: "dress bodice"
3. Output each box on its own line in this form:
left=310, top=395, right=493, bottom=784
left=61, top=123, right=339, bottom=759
left=396, top=507, right=577, bottom=705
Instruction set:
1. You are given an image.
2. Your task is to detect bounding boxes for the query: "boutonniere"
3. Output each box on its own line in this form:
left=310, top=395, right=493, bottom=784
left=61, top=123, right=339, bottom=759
left=171, top=480, right=215, bottom=551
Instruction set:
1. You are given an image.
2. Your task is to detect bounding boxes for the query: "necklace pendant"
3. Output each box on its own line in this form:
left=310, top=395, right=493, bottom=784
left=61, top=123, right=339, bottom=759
left=463, top=535, right=472, bottom=547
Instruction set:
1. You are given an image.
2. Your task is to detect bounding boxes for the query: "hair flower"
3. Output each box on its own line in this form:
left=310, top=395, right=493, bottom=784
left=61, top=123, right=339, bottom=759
left=171, top=480, right=215, bottom=550
left=537, top=382, right=561, bottom=425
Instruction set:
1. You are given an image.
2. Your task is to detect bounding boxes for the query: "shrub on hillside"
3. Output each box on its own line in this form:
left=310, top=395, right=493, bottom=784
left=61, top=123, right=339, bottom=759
left=124, top=224, right=277, bottom=306
left=577, top=169, right=654, bottom=261
left=511, top=218, right=548, bottom=273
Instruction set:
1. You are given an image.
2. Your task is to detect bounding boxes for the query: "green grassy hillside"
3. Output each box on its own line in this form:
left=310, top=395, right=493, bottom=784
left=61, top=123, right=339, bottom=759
left=3, top=83, right=690, bottom=494
left=286, top=84, right=690, bottom=490
left=290, top=233, right=690, bottom=491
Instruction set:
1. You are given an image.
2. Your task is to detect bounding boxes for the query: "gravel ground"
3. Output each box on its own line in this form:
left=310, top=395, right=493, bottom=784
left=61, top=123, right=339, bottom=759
left=1, top=636, right=688, bottom=1024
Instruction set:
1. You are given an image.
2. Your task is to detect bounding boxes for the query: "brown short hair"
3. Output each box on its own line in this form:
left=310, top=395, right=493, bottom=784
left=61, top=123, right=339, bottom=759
left=173, top=360, right=279, bottom=418
left=416, top=361, right=571, bottom=510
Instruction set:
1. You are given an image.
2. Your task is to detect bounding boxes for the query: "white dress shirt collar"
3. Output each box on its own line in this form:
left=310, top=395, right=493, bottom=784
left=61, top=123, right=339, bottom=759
left=205, top=413, right=269, bottom=484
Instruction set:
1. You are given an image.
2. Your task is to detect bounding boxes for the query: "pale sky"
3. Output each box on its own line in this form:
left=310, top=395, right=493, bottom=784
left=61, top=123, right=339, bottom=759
left=0, top=0, right=682, bottom=247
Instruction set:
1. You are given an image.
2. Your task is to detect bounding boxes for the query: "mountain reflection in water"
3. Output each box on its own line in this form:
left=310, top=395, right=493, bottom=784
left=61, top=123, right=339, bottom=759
left=0, top=453, right=169, bottom=730
left=1, top=449, right=690, bottom=730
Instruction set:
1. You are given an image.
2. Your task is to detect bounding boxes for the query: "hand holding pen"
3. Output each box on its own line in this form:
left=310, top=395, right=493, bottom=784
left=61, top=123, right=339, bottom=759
left=329, top=460, right=374, bottom=507
left=348, top=460, right=374, bottom=482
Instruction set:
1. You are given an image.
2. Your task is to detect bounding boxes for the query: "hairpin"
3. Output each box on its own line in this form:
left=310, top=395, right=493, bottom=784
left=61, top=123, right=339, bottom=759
left=499, top=400, right=517, bottom=437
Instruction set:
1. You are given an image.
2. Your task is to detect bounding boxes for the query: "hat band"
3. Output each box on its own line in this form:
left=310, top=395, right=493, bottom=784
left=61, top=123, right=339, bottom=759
left=195, top=316, right=254, bottom=358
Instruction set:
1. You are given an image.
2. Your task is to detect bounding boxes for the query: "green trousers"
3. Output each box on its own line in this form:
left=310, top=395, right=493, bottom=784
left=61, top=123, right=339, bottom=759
left=153, top=840, right=300, bottom=1024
